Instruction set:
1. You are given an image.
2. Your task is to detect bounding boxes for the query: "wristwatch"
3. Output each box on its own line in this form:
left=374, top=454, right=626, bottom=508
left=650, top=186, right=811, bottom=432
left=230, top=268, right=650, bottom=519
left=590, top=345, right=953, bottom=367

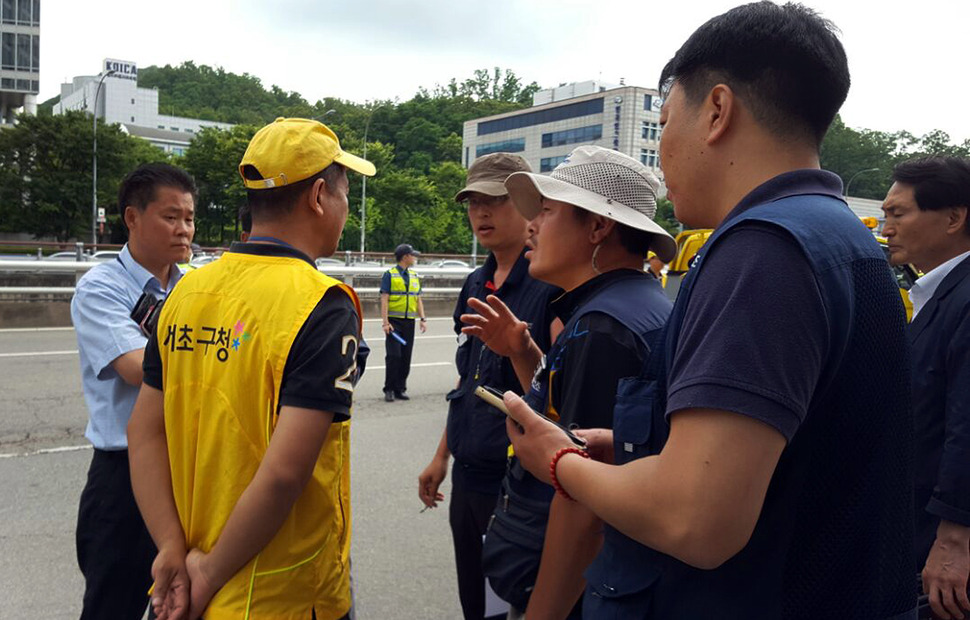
left=420, top=318, right=427, bottom=322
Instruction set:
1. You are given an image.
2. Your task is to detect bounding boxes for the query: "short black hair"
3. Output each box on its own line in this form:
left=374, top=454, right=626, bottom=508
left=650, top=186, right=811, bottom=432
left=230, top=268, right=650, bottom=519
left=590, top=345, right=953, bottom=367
left=572, top=207, right=657, bottom=256
left=243, top=162, right=344, bottom=222
left=616, top=224, right=657, bottom=257
left=659, top=1, right=850, bottom=148
left=893, top=156, right=970, bottom=235
left=118, top=163, right=197, bottom=215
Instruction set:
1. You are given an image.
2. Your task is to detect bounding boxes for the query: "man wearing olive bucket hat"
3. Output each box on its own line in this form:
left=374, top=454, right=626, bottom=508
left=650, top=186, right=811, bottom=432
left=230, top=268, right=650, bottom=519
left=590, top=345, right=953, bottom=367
left=459, top=145, right=674, bottom=617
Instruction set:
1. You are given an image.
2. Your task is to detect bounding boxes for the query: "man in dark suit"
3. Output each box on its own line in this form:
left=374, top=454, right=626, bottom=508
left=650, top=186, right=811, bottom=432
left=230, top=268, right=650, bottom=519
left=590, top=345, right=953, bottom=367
left=883, top=156, right=970, bottom=620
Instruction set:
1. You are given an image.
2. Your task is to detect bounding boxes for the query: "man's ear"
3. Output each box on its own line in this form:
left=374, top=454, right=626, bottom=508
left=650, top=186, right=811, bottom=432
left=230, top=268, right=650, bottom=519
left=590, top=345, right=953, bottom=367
left=123, top=206, right=138, bottom=232
left=309, top=177, right=328, bottom=216
left=589, top=214, right=616, bottom=245
left=705, top=84, right=736, bottom=145
left=947, top=206, right=968, bottom=236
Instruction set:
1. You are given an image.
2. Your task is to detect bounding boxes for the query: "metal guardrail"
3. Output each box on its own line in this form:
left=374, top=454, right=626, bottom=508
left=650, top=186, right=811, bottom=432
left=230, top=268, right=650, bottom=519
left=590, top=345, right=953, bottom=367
left=0, top=241, right=483, bottom=267
left=0, top=260, right=473, bottom=276
left=1, top=287, right=78, bottom=295
left=0, top=260, right=471, bottom=296
left=0, top=259, right=97, bottom=272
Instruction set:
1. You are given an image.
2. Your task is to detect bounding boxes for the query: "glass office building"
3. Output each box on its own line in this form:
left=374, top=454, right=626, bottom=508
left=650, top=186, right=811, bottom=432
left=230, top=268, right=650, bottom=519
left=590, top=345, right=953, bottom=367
left=0, top=0, right=39, bottom=124
left=462, top=81, right=664, bottom=178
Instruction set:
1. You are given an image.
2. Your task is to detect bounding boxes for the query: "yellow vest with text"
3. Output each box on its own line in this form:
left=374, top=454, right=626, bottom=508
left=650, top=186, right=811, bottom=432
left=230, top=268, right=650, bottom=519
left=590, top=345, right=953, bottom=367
left=157, top=251, right=361, bottom=620
left=385, top=266, right=420, bottom=319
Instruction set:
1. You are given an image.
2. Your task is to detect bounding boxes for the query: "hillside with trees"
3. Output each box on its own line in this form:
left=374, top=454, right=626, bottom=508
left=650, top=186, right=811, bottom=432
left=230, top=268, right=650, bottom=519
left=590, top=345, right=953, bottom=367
left=27, top=65, right=541, bottom=250
left=14, top=63, right=970, bottom=250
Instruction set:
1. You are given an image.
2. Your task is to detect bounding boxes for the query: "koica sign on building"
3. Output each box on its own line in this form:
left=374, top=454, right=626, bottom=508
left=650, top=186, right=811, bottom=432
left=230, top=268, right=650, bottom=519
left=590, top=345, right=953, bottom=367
left=104, top=58, right=137, bottom=81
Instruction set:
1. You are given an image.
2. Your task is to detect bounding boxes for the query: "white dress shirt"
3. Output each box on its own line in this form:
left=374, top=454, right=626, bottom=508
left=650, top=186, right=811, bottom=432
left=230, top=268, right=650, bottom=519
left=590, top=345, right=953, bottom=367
left=909, top=250, right=970, bottom=319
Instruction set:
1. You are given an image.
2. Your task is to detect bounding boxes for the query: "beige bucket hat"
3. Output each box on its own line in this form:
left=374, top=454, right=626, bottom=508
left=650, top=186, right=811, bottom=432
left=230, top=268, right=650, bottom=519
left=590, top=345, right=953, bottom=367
left=504, top=146, right=676, bottom=262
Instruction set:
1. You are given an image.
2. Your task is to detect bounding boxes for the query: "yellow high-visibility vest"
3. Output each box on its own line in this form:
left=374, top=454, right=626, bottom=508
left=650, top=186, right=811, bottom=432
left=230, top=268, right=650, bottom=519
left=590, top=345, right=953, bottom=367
left=157, top=251, right=361, bottom=620
left=385, top=265, right=420, bottom=319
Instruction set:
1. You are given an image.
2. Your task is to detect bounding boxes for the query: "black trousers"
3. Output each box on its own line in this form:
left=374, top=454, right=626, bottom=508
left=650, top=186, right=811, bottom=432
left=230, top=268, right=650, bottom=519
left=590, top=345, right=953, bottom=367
left=77, top=449, right=156, bottom=620
left=383, top=317, right=415, bottom=393
left=449, top=483, right=505, bottom=620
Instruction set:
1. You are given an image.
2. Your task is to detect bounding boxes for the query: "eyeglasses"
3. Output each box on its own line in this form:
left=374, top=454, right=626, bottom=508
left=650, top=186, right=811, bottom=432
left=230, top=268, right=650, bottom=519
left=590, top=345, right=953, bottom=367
left=464, top=195, right=508, bottom=209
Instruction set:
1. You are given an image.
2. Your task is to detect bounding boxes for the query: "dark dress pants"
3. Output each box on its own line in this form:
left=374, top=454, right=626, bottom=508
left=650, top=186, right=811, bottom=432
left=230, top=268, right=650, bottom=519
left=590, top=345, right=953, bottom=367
left=76, top=449, right=156, bottom=620
left=383, top=317, right=415, bottom=394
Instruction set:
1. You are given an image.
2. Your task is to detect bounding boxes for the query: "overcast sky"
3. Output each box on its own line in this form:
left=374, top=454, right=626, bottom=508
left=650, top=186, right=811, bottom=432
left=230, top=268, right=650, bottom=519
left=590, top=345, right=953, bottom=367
left=41, top=0, right=969, bottom=144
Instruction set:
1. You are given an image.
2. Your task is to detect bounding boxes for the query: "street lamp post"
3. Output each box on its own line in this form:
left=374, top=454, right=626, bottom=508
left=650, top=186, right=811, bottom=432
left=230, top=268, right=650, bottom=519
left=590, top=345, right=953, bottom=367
left=844, top=167, right=879, bottom=197
left=314, top=108, right=336, bottom=123
left=92, top=69, right=116, bottom=246
left=360, top=104, right=384, bottom=255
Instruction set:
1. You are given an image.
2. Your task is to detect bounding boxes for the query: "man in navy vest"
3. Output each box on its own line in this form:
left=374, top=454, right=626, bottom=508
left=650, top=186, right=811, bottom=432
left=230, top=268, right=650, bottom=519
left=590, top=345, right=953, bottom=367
left=500, top=3, right=916, bottom=618
left=883, top=156, right=970, bottom=620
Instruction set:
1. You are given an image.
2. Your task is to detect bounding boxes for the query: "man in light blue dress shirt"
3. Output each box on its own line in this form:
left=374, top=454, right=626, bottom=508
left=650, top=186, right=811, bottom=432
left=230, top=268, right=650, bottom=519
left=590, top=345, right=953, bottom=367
left=71, top=163, right=197, bottom=619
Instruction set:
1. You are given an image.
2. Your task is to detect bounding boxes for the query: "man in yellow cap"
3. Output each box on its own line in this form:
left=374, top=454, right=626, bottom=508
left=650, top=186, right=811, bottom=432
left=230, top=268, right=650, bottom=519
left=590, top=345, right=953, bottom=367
left=128, top=118, right=375, bottom=619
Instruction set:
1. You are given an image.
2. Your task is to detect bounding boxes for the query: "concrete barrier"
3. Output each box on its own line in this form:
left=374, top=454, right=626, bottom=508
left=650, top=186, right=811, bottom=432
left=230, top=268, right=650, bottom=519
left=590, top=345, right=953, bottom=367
left=0, top=261, right=472, bottom=328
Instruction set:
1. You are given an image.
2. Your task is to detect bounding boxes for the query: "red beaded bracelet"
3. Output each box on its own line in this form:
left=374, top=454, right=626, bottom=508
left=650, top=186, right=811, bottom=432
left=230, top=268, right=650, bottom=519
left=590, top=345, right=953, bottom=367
left=550, top=447, right=590, bottom=501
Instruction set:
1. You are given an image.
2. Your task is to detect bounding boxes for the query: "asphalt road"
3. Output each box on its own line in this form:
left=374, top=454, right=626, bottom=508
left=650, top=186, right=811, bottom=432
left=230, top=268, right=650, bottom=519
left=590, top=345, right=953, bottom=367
left=0, top=317, right=468, bottom=618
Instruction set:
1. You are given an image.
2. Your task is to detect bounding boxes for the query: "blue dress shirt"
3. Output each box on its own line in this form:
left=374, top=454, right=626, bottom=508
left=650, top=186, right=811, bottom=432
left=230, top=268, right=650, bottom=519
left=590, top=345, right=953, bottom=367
left=71, top=244, right=182, bottom=450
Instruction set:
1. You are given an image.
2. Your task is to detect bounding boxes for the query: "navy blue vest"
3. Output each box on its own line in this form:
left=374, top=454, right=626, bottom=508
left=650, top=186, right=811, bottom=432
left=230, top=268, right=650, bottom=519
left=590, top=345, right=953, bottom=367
left=584, top=194, right=916, bottom=619
left=482, top=271, right=671, bottom=612
left=524, top=272, right=670, bottom=419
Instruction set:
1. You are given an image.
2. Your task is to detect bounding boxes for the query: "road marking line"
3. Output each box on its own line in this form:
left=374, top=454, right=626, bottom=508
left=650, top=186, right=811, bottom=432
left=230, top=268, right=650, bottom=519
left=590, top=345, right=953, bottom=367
left=0, top=336, right=457, bottom=359
left=0, top=444, right=91, bottom=459
left=0, top=319, right=453, bottom=336
left=0, top=362, right=453, bottom=457
left=0, top=350, right=78, bottom=358
left=0, top=318, right=453, bottom=333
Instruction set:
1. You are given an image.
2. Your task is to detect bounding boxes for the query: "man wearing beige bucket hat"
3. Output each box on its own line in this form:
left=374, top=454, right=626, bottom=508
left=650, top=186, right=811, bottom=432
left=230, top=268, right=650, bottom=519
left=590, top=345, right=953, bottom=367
left=461, top=145, right=673, bottom=617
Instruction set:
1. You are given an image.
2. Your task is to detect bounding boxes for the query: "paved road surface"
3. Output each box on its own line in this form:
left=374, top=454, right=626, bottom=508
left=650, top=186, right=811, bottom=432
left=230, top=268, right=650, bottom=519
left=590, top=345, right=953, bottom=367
left=0, top=317, right=468, bottom=618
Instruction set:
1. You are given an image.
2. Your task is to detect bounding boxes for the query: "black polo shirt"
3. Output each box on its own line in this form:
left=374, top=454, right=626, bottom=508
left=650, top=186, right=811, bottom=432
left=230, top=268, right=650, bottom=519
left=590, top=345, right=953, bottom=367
left=447, top=249, right=560, bottom=495
left=645, top=170, right=915, bottom=618
left=666, top=172, right=838, bottom=437
left=144, top=242, right=365, bottom=421
left=545, top=269, right=651, bottom=430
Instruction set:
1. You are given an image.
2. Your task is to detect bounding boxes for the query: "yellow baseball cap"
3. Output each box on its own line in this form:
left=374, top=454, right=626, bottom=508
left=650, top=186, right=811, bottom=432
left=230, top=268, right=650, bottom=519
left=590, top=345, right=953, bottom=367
left=239, top=117, right=376, bottom=190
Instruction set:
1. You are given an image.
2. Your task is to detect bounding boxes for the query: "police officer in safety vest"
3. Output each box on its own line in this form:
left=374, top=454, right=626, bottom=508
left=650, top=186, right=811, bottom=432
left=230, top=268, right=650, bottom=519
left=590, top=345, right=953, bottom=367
left=128, top=117, right=375, bottom=620
left=380, top=243, right=427, bottom=402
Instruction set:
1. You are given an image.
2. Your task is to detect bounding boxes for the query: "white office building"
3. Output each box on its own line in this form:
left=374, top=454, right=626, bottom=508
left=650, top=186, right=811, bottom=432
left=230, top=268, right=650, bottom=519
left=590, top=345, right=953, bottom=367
left=462, top=81, right=664, bottom=176
left=53, top=58, right=232, bottom=155
left=0, top=0, right=40, bottom=125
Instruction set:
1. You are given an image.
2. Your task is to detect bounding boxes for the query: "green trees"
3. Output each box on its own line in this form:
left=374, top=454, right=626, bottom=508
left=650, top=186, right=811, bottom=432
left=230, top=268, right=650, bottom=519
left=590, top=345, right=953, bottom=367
left=137, top=62, right=317, bottom=125
left=820, top=116, right=970, bottom=200
left=0, top=111, right=167, bottom=242
left=180, top=124, right=257, bottom=244
left=654, top=198, right=680, bottom=236
left=18, top=62, right=970, bottom=249
left=138, top=63, right=536, bottom=250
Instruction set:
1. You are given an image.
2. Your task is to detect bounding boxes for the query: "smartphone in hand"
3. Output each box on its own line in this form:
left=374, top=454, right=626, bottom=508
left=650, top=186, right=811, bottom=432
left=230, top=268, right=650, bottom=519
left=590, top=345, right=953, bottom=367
left=474, top=385, right=586, bottom=448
